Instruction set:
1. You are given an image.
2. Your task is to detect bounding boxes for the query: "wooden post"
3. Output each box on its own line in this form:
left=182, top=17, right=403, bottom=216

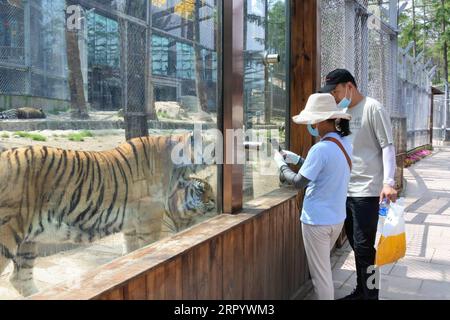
left=289, top=0, right=320, bottom=162
left=289, top=0, right=324, bottom=240
left=222, top=0, right=244, bottom=213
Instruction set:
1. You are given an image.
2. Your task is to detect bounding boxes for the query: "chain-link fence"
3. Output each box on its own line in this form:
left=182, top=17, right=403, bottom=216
left=320, top=0, right=435, bottom=189
left=321, top=0, right=435, bottom=148
left=0, top=0, right=219, bottom=135
left=398, top=46, right=432, bottom=151
left=0, top=0, right=27, bottom=96
left=433, top=94, right=448, bottom=142
left=321, top=0, right=398, bottom=114
left=0, top=0, right=69, bottom=101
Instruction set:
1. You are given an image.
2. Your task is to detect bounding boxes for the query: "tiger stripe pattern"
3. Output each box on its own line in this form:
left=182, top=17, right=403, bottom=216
left=0, top=134, right=215, bottom=296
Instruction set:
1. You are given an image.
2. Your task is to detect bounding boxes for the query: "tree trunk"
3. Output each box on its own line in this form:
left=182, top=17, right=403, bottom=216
left=65, top=11, right=89, bottom=120
left=194, top=0, right=208, bottom=112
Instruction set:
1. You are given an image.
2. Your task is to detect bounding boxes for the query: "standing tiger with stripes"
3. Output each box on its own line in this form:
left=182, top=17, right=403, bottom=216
left=0, top=134, right=215, bottom=296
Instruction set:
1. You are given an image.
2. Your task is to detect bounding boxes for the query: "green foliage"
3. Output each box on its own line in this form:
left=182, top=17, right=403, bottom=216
left=14, top=131, right=47, bottom=142
left=398, top=0, right=450, bottom=85
left=67, top=130, right=94, bottom=142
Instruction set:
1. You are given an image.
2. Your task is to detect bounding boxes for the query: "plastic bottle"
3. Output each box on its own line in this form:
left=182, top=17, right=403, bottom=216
left=379, top=199, right=388, bottom=217
left=377, top=199, right=388, bottom=233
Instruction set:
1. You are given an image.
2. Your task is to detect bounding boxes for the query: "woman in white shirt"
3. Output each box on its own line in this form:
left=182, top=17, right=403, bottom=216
left=274, top=93, right=352, bottom=300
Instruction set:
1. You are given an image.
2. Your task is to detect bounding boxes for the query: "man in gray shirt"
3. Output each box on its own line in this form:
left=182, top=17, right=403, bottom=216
left=320, top=69, right=398, bottom=300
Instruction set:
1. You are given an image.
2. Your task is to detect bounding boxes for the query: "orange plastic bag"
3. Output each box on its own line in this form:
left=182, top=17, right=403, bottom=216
left=375, top=199, right=406, bottom=267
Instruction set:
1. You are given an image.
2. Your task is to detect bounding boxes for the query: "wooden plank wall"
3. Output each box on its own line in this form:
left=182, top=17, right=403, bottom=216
left=30, top=190, right=309, bottom=300
left=97, top=195, right=307, bottom=300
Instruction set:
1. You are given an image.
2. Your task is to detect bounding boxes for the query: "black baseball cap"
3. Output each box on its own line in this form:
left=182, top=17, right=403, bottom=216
left=319, top=69, right=357, bottom=93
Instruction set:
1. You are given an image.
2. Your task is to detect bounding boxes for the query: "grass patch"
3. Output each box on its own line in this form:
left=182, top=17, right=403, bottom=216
left=67, top=130, right=94, bottom=142
left=1, top=133, right=10, bottom=138
left=14, top=131, right=47, bottom=141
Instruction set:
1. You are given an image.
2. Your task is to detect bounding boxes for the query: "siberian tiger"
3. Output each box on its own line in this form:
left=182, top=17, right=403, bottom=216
left=0, top=134, right=215, bottom=296
left=0, top=107, right=46, bottom=120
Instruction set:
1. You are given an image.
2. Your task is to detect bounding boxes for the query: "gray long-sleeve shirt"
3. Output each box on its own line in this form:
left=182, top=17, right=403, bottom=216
left=279, top=158, right=311, bottom=190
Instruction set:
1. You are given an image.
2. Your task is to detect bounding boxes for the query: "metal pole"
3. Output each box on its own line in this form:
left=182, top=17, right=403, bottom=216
left=445, top=82, right=449, bottom=141
left=24, top=0, right=31, bottom=95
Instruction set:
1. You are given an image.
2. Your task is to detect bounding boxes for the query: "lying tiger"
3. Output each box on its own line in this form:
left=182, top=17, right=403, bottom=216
left=0, top=107, right=47, bottom=120
left=0, top=134, right=215, bottom=296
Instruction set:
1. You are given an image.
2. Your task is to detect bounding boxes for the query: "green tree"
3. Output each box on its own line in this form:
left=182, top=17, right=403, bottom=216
left=398, top=0, right=449, bottom=86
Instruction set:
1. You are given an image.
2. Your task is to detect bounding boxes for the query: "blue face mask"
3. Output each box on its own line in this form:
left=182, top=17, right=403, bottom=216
left=337, top=87, right=352, bottom=109
left=307, top=124, right=320, bottom=137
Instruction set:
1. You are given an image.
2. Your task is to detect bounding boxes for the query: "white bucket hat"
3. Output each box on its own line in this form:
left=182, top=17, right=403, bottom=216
left=292, top=93, right=352, bottom=125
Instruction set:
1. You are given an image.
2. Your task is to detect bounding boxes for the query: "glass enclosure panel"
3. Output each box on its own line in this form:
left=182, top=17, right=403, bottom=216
left=243, top=0, right=289, bottom=202
left=0, top=0, right=221, bottom=299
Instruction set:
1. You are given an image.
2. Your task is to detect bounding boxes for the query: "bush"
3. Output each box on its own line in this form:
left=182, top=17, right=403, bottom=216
left=404, top=149, right=432, bottom=168
left=67, top=130, right=94, bottom=142
left=13, top=131, right=47, bottom=142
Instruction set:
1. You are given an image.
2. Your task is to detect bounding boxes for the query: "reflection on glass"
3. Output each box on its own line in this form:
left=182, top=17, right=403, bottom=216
left=243, top=0, right=289, bottom=202
left=0, top=0, right=220, bottom=299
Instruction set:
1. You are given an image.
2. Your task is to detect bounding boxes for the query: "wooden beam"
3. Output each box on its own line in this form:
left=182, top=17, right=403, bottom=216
left=289, top=0, right=321, bottom=159
left=289, top=0, right=321, bottom=229
left=222, top=0, right=244, bottom=214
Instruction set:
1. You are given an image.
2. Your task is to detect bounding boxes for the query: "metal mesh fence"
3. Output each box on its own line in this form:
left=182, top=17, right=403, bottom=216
left=0, top=0, right=26, bottom=96
left=398, top=44, right=432, bottom=150
left=0, top=0, right=69, bottom=101
left=321, top=0, right=433, bottom=154
left=29, top=0, right=69, bottom=100
left=433, top=95, right=447, bottom=142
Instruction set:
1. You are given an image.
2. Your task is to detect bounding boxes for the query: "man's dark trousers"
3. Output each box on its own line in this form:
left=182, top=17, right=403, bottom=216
left=345, top=197, right=380, bottom=299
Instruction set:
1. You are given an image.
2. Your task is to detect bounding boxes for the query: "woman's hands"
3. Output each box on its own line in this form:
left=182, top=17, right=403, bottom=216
left=274, top=150, right=303, bottom=169
left=281, top=150, right=301, bottom=165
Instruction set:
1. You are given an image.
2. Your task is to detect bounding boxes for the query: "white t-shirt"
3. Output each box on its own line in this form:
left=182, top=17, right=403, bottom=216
left=299, top=132, right=352, bottom=226
left=346, top=97, right=394, bottom=196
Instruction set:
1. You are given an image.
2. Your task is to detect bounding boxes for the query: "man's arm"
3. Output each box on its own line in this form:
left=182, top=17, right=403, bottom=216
left=380, top=144, right=398, bottom=203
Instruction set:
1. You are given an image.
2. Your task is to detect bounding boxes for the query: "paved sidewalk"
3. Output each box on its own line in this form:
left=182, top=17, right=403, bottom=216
left=308, top=145, right=450, bottom=300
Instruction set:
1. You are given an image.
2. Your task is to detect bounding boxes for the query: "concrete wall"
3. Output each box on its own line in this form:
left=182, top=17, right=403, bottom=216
left=0, top=94, right=70, bottom=111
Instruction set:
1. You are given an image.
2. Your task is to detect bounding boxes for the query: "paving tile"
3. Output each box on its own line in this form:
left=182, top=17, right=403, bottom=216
left=334, top=286, right=353, bottom=300
left=380, top=291, right=429, bottom=300
left=418, top=280, right=450, bottom=299
left=332, top=269, right=354, bottom=288
left=391, top=258, right=450, bottom=282
left=342, top=273, right=357, bottom=288
left=430, top=249, right=450, bottom=266
left=424, top=215, right=450, bottom=226
left=380, top=263, right=395, bottom=275
left=380, top=274, right=423, bottom=296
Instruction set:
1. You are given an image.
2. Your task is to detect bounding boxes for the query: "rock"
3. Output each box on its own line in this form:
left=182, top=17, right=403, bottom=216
left=180, top=96, right=200, bottom=112
left=155, top=101, right=184, bottom=119
left=189, top=110, right=214, bottom=122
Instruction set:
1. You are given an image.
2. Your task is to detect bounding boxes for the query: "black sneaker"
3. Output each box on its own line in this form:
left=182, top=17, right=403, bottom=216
left=337, top=288, right=364, bottom=300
